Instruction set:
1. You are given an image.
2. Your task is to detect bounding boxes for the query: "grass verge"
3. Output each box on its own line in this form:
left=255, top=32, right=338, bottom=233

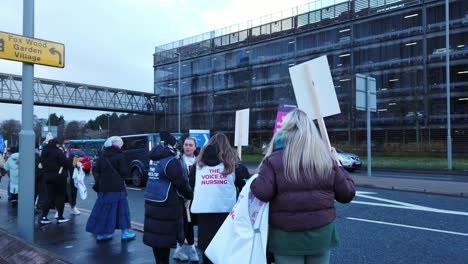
left=241, top=154, right=468, bottom=170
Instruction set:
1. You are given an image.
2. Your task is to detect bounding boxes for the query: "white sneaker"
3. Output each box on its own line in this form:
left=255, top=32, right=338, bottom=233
left=71, top=207, right=81, bottom=215
left=188, top=244, right=199, bottom=261
left=172, top=244, right=188, bottom=261
left=54, top=211, right=58, bottom=219
left=57, top=217, right=69, bottom=224
left=39, top=217, right=51, bottom=224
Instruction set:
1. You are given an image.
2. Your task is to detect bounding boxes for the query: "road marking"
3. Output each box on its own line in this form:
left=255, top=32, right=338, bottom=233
left=355, top=191, right=377, bottom=195
left=347, top=217, right=468, bottom=237
left=0, top=189, right=146, bottom=231
left=74, top=206, right=144, bottom=230
left=354, top=192, right=468, bottom=216
left=126, top=187, right=142, bottom=191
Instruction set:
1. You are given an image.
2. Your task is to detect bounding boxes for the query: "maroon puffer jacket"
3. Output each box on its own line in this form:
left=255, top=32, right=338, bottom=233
left=250, top=149, right=355, bottom=232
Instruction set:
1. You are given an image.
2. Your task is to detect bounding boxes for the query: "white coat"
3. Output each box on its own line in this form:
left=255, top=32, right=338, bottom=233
left=4, top=153, right=19, bottom=194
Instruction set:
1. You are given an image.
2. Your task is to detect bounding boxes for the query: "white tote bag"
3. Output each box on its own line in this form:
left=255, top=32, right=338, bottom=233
left=73, top=167, right=87, bottom=200
left=205, top=174, right=269, bottom=264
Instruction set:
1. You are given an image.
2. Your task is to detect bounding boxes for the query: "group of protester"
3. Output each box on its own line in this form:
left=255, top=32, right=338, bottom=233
left=0, top=135, right=82, bottom=224
left=2, top=108, right=356, bottom=264
left=96, top=108, right=353, bottom=264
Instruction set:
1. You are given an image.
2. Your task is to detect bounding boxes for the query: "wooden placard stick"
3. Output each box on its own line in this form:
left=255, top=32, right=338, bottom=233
left=237, top=111, right=243, bottom=160
left=185, top=200, right=192, bottom=222
left=304, top=64, right=332, bottom=150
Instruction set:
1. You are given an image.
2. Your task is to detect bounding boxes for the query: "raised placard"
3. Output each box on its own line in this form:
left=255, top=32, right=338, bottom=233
left=288, top=55, right=341, bottom=120
left=235, top=109, right=249, bottom=147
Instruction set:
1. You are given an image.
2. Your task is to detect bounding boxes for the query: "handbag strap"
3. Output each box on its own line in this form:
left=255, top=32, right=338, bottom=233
left=104, top=157, right=120, bottom=177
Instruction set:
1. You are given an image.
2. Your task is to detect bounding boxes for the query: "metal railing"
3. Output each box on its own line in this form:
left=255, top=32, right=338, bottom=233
left=0, top=73, right=164, bottom=114
left=154, top=0, right=421, bottom=64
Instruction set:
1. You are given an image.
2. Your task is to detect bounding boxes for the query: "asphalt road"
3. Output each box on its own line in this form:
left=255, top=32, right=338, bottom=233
left=1, top=174, right=467, bottom=264
left=333, top=188, right=468, bottom=264
left=80, top=176, right=468, bottom=264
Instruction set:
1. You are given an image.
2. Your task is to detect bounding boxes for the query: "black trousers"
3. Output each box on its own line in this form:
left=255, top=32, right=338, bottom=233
left=67, top=176, right=78, bottom=207
left=183, top=205, right=197, bottom=245
left=152, top=247, right=170, bottom=264
left=42, top=174, right=66, bottom=219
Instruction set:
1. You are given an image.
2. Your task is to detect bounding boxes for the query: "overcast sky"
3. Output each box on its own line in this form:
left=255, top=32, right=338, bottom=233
left=0, top=0, right=338, bottom=123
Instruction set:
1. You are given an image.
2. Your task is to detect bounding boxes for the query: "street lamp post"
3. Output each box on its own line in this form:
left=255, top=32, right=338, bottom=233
left=445, top=0, right=452, bottom=170
left=175, top=52, right=181, bottom=133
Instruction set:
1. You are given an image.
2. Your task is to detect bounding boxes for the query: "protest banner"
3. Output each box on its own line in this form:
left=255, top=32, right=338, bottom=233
left=273, top=98, right=297, bottom=135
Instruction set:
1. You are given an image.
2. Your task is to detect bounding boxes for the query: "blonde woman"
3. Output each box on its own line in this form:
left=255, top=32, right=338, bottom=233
left=251, top=109, right=355, bottom=264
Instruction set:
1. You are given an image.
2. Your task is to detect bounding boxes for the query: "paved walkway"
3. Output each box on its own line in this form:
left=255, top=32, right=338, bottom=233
left=244, top=162, right=468, bottom=197
left=0, top=190, right=196, bottom=264
left=353, top=174, right=468, bottom=197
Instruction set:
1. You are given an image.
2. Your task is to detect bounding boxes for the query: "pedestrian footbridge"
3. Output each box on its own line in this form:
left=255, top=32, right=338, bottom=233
left=0, top=72, right=164, bottom=114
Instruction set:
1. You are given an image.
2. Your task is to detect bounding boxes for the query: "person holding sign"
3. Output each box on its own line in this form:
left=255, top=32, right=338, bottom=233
left=173, top=137, right=199, bottom=262
left=143, top=131, right=193, bottom=264
left=251, top=109, right=355, bottom=264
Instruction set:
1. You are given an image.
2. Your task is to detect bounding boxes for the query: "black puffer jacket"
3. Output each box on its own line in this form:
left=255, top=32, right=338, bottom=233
left=41, top=144, right=71, bottom=181
left=143, top=144, right=193, bottom=248
left=93, top=146, right=128, bottom=192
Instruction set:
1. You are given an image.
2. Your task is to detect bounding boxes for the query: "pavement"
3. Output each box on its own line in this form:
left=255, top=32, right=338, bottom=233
left=0, top=166, right=467, bottom=263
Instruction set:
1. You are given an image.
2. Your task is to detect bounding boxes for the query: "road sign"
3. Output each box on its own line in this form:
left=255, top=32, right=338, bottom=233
left=41, top=126, right=57, bottom=139
left=189, top=129, right=210, bottom=147
left=0, top=31, right=64, bottom=68
left=356, top=74, right=377, bottom=112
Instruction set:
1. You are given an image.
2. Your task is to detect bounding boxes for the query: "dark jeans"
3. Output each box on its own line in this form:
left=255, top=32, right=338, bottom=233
left=152, top=247, right=170, bottom=264
left=42, top=174, right=66, bottom=219
left=35, top=179, right=45, bottom=207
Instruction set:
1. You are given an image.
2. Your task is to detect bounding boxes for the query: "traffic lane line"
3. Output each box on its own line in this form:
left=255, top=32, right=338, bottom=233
left=75, top=206, right=145, bottom=232
left=347, top=217, right=468, bottom=237
left=353, top=191, right=468, bottom=216
left=126, top=187, right=143, bottom=191
left=86, top=181, right=142, bottom=191
left=0, top=189, right=145, bottom=233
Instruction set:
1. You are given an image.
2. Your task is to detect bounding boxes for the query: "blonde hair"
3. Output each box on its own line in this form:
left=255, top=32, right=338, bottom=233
left=197, top=133, right=239, bottom=174
left=263, top=109, right=333, bottom=182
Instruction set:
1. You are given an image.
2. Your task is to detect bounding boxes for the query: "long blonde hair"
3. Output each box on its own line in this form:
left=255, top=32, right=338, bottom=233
left=197, top=133, right=239, bottom=174
left=263, top=109, right=333, bottom=182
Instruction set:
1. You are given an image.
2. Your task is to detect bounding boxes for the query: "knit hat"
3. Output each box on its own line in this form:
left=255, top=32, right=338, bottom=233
left=160, top=131, right=176, bottom=146
left=104, top=136, right=124, bottom=149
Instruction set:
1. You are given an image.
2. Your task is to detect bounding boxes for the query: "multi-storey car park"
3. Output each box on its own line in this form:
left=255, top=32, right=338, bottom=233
left=153, top=0, right=468, bottom=158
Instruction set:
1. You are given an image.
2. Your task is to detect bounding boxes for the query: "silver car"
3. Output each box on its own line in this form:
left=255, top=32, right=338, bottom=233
left=336, top=148, right=361, bottom=172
